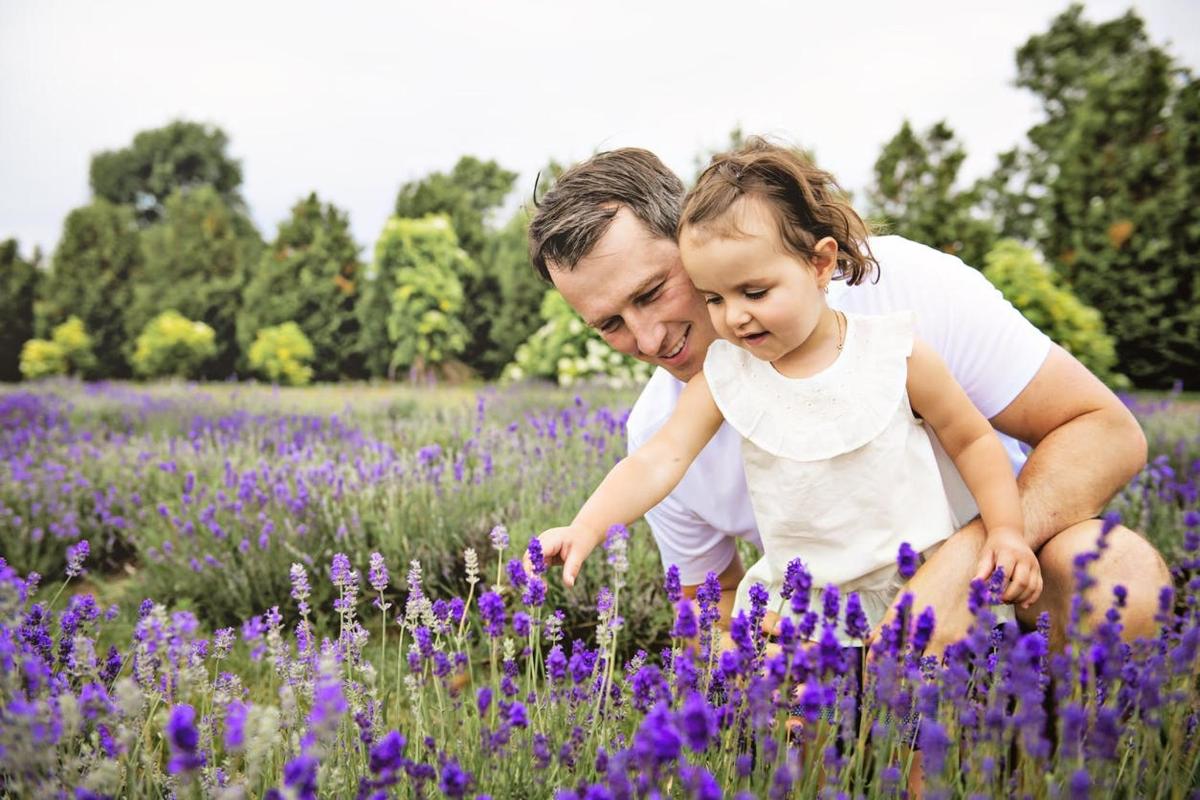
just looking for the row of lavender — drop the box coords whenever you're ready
[1,381,1199,796]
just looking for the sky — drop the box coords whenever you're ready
[1,0,1197,262]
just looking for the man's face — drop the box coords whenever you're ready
[550,207,716,382]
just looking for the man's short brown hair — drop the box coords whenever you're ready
[528,148,685,282]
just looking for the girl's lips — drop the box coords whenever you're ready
[742,332,768,347]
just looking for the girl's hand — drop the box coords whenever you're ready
[974,526,1043,608]
[527,525,605,588]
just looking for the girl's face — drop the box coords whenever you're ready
[679,197,838,371]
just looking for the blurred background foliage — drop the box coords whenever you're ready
[2,5,1196,390]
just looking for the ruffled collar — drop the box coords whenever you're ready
[704,312,915,461]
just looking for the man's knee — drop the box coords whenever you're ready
[1019,519,1171,643]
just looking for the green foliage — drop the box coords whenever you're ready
[248,322,315,386]
[131,310,217,379]
[982,240,1125,387]
[0,240,40,382]
[20,317,97,379]
[359,215,477,379]
[40,200,142,378]
[504,290,652,387]
[89,120,244,226]
[393,156,519,374]
[980,5,1200,387]
[238,193,363,380]
[477,212,548,378]
[867,120,997,268]
[386,252,469,378]
[130,186,263,379]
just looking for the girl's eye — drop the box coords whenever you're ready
[704,296,722,305]
[745,289,767,300]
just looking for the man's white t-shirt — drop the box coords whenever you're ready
[625,235,1053,586]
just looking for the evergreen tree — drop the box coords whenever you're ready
[238,193,363,380]
[40,201,143,378]
[982,5,1200,387]
[480,212,547,378]
[868,120,997,268]
[90,120,245,226]
[0,241,41,382]
[130,186,263,378]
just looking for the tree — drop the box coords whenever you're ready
[0,240,40,382]
[393,156,518,374]
[130,186,263,378]
[478,211,548,378]
[982,5,1200,387]
[358,215,478,379]
[90,120,245,226]
[40,200,143,378]
[238,193,363,380]
[868,121,998,268]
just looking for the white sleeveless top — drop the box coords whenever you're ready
[705,311,964,644]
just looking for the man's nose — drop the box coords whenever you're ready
[630,315,667,357]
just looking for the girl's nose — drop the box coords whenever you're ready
[726,303,751,331]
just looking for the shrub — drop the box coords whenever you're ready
[19,316,97,379]
[504,290,652,387]
[131,310,217,379]
[982,239,1127,388]
[248,322,316,386]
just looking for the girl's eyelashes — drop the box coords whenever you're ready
[704,295,722,306]
[745,289,767,300]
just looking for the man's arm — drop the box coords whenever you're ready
[990,345,1147,550]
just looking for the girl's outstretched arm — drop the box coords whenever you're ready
[906,339,1042,608]
[536,372,725,587]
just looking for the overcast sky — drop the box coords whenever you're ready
[2,0,1197,262]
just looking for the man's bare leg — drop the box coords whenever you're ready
[1016,519,1173,650]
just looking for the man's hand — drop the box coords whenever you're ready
[528,525,605,588]
[975,526,1043,608]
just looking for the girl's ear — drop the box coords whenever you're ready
[811,236,840,286]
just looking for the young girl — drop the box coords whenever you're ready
[537,138,1041,641]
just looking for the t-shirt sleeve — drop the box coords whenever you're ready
[863,237,1053,420]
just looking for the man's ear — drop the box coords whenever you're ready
[811,236,840,285]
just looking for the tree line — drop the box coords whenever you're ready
[2,5,1196,388]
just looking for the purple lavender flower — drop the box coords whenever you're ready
[489,525,509,552]
[522,575,547,607]
[166,704,205,774]
[678,691,718,752]
[478,591,506,638]
[527,537,546,575]
[65,539,90,578]
[896,542,918,580]
[438,758,470,798]
[782,558,812,614]
[672,600,698,639]
[844,592,870,640]
[330,553,353,587]
[663,564,682,603]
[225,701,248,751]
[369,730,407,775]
[368,552,389,594]
[283,753,318,800]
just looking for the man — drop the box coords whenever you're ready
[527,146,1170,651]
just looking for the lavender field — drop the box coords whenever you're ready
[1,380,1197,799]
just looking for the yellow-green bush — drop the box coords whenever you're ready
[19,316,96,379]
[503,290,652,388]
[982,239,1127,388]
[132,310,217,379]
[248,322,315,386]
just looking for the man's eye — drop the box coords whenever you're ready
[638,284,664,304]
[600,320,621,334]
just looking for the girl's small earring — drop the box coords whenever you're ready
[823,284,829,295]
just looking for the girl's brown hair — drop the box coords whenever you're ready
[680,137,878,285]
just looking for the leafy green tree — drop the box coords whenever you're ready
[0,240,40,382]
[981,5,1200,387]
[40,200,143,378]
[130,186,263,378]
[131,310,217,379]
[393,156,518,373]
[982,240,1124,387]
[238,193,363,380]
[90,120,245,226]
[868,120,997,268]
[359,215,478,379]
[386,258,469,380]
[248,322,315,386]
